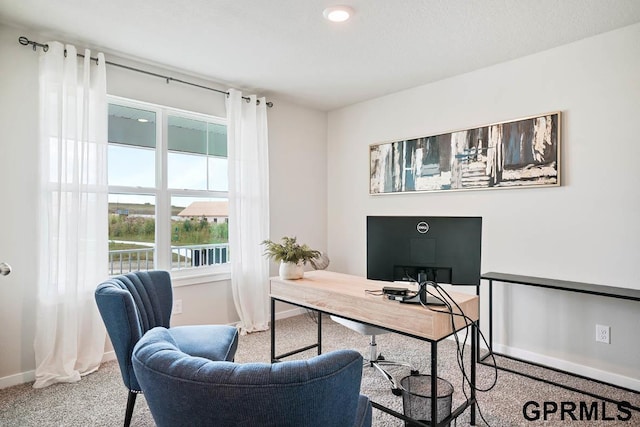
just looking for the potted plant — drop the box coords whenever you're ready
[261,236,321,279]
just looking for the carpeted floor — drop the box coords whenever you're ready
[0,314,638,426]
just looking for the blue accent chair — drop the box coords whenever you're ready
[132,326,373,427]
[95,270,239,427]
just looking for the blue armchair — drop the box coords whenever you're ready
[132,326,373,427]
[95,270,239,427]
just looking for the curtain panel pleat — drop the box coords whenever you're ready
[226,89,270,334]
[33,42,108,388]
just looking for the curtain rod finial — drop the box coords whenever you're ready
[18,36,48,52]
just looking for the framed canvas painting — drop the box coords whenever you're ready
[369,112,561,194]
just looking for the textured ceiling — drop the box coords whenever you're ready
[2,0,640,111]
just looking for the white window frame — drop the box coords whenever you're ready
[107,95,230,284]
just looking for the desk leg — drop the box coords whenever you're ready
[488,279,493,355]
[317,311,322,355]
[431,341,438,426]
[471,321,477,426]
[270,298,276,362]
[476,283,481,361]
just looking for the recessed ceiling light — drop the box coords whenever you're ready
[137,118,149,123]
[323,5,354,23]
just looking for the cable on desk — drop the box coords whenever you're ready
[427,282,497,427]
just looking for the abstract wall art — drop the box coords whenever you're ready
[369,112,561,194]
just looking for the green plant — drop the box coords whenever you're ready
[261,236,320,264]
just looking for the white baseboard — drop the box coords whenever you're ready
[1,312,308,390]
[273,306,307,321]
[493,343,640,391]
[0,370,35,389]
[4,326,635,393]
[101,351,116,363]
[0,351,118,390]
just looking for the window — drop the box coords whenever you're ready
[107,97,229,276]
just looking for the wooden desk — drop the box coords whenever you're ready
[270,270,479,426]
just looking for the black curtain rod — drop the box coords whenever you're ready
[18,36,273,108]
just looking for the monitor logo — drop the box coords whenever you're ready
[416,221,429,234]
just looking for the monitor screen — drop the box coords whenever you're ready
[367,216,482,286]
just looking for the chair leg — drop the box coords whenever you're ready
[369,335,378,363]
[368,334,418,373]
[124,391,137,427]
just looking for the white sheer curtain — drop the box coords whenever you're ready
[226,89,270,334]
[33,42,108,388]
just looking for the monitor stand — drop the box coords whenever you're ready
[398,286,446,306]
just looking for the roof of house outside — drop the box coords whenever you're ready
[178,201,228,218]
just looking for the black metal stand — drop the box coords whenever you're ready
[271,298,322,362]
[480,272,640,413]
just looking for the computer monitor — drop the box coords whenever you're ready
[367,216,482,287]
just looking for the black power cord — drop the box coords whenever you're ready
[413,278,498,427]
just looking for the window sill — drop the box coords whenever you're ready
[171,266,231,288]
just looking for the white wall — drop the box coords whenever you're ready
[327,24,640,388]
[0,24,40,388]
[0,23,327,386]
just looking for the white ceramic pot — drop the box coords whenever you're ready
[279,261,304,280]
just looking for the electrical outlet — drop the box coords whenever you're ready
[595,324,610,344]
[173,299,183,315]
